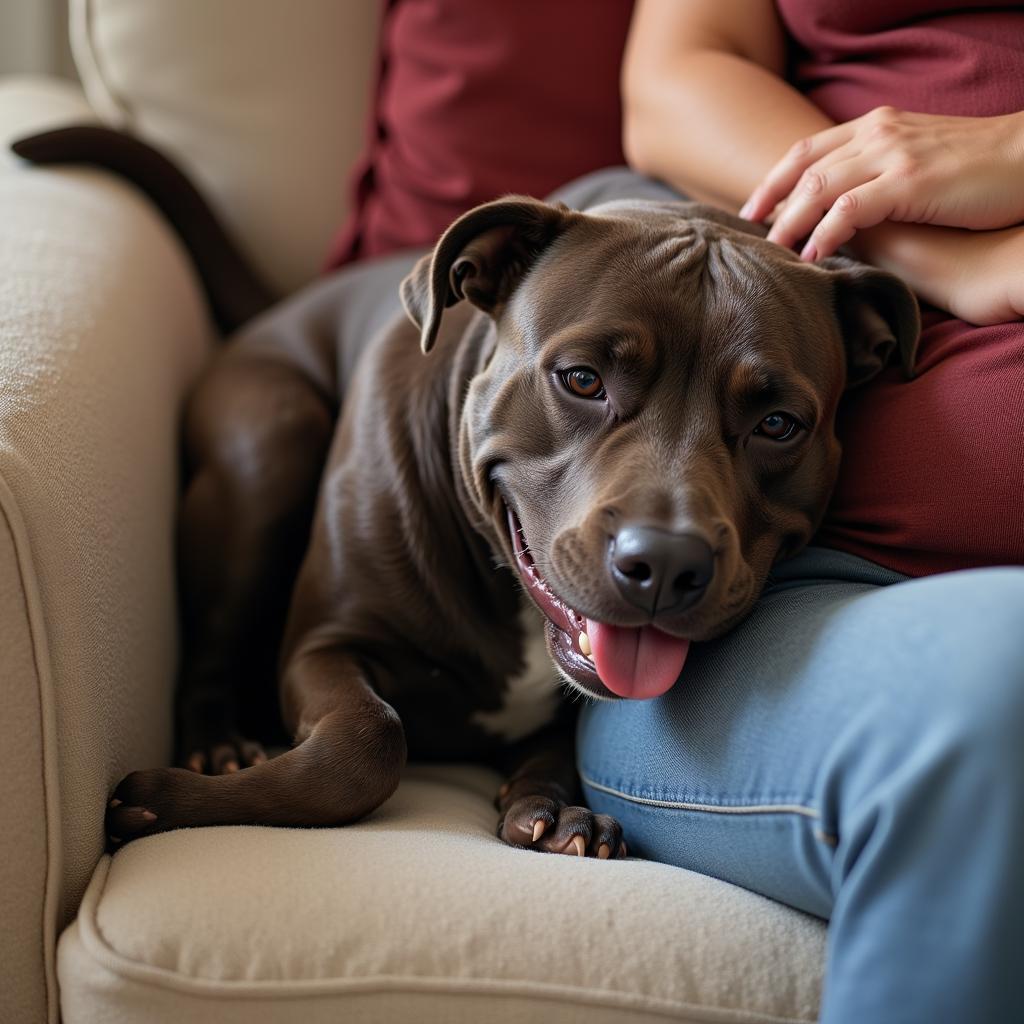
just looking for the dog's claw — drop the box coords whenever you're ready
[182,736,265,775]
[108,798,122,808]
[499,797,624,859]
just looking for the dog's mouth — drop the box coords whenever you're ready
[505,504,690,701]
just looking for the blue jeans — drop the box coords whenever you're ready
[577,546,1024,1023]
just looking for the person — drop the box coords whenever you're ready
[567,2,1024,1022]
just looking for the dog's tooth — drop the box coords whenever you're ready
[578,631,592,658]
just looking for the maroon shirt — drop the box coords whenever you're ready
[326,0,633,267]
[776,0,1024,575]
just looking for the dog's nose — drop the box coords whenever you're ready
[609,526,714,616]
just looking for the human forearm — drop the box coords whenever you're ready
[850,223,959,311]
[853,222,1024,324]
[623,49,832,209]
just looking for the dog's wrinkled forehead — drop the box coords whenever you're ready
[508,199,813,351]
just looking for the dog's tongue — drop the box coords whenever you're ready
[586,620,690,700]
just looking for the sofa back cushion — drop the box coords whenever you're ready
[71,0,379,294]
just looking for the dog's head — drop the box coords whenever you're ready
[401,197,918,700]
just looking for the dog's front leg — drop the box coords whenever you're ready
[106,643,407,844]
[495,725,627,859]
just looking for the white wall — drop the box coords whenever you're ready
[0,0,74,77]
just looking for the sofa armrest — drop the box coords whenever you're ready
[0,76,213,1024]
[0,75,98,170]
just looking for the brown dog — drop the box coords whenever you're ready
[15,129,918,858]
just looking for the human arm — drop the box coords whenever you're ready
[622,0,1024,324]
[861,220,1024,326]
[621,0,832,210]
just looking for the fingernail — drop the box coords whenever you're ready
[532,820,546,842]
[738,199,755,220]
[800,240,818,261]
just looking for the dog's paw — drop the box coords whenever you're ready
[498,795,627,859]
[105,767,195,848]
[181,734,266,775]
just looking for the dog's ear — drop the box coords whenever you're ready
[818,256,921,388]
[400,197,578,353]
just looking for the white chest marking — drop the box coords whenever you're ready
[471,604,561,742]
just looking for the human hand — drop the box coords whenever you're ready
[740,106,1024,260]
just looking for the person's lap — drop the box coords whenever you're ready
[577,544,1024,888]
[577,545,1024,1020]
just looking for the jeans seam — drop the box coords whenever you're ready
[580,772,821,820]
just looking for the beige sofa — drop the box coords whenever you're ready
[0,3,827,1022]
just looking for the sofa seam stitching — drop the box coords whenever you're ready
[0,470,65,1024]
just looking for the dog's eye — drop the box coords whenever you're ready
[754,412,801,441]
[561,367,605,400]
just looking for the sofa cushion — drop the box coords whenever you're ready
[325,0,634,268]
[58,765,825,1024]
[70,0,379,295]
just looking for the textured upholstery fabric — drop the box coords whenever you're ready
[70,0,379,295]
[58,766,826,1024]
[0,77,212,1024]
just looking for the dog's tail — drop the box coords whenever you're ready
[11,125,276,334]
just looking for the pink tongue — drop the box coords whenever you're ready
[586,619,690,700]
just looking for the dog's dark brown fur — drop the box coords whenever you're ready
[14,129,918,858]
